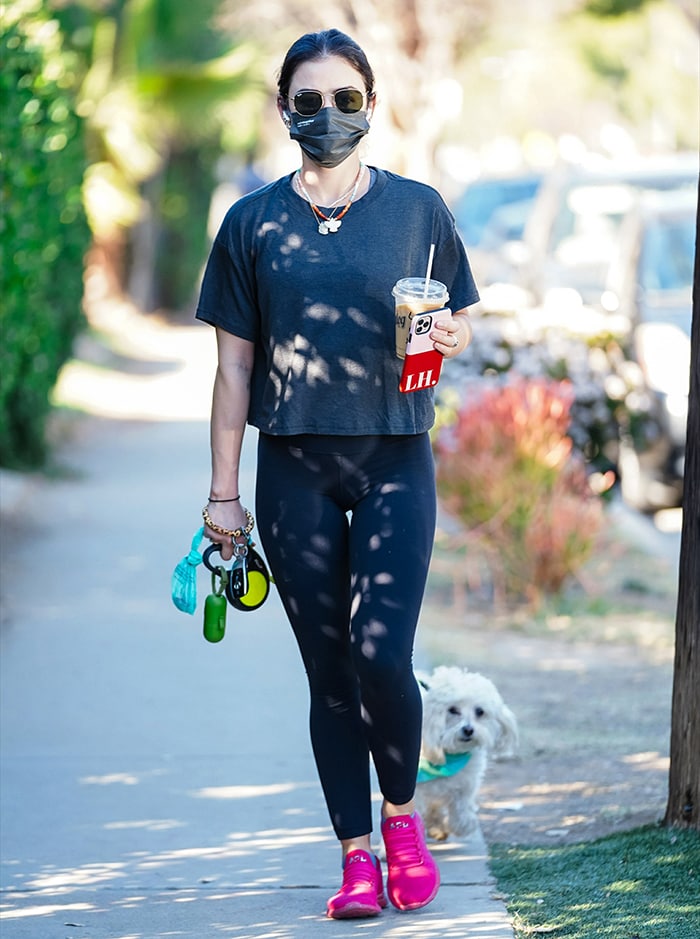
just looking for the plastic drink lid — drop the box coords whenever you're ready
[393,277,448,300]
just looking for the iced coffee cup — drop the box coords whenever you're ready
[393,277,449,359]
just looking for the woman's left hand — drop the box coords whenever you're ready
[432,310,473,358]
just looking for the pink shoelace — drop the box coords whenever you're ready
[343,851,378,886]
[384,817,425,867]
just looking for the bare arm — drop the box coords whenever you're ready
[205,327,255,560]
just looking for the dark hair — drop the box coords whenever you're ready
[277,29,375,102]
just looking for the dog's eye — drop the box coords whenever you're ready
[475,707,485,718]
[448,706,461,716]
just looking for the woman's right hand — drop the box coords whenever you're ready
[204,500,250,561]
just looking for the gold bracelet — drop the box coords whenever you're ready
[202,506,255,538]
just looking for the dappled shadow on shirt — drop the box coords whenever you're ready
[244,208,410,433]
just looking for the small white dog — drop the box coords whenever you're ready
[415,665,518,841]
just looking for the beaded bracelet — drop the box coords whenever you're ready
[208,496,240,503]
[202,505,255,539]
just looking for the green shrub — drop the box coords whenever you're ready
[0,9,90,468]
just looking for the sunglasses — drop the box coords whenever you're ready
[291,87,365,117]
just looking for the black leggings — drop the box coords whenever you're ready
[256,432,436,840]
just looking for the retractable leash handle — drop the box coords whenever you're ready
[203,540,271,613]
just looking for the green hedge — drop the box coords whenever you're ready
[0,12,91,468]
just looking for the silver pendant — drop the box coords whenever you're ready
[318,218,341,235]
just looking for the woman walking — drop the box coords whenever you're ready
[196,28,479,919]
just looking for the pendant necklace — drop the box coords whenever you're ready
[295,163,365,235]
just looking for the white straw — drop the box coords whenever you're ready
[423,244,435,297]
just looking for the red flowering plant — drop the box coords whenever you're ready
[433,376,604,607]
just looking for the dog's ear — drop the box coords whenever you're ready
[493,703,519,758]
[420,697,446,765]
[421,740,446,765]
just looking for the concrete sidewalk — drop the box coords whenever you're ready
[0,322,515,938]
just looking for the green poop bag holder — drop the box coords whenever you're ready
[171,514,272,644]
[203,563,229,643]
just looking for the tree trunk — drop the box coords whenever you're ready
[664,192,700,830]
[127,168,166,313]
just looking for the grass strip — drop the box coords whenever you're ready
[490,823,700,938]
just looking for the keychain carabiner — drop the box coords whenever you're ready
[231,541,249,599]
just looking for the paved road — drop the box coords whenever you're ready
[0,319,515,938]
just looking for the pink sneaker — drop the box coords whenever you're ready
[326,849,388,919]
[381,812,440,911]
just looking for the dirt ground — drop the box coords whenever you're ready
[420,513,679,847]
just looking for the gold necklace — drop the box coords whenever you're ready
[295,163,366,235]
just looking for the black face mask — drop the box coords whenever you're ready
[289,108,370,168]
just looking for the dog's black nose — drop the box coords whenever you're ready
[460,725,474,740]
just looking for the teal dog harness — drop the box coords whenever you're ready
[416,751,472,784]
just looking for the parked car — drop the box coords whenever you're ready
[452,172,543,286]
[516,153,699,309]
[603,187,697,512]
